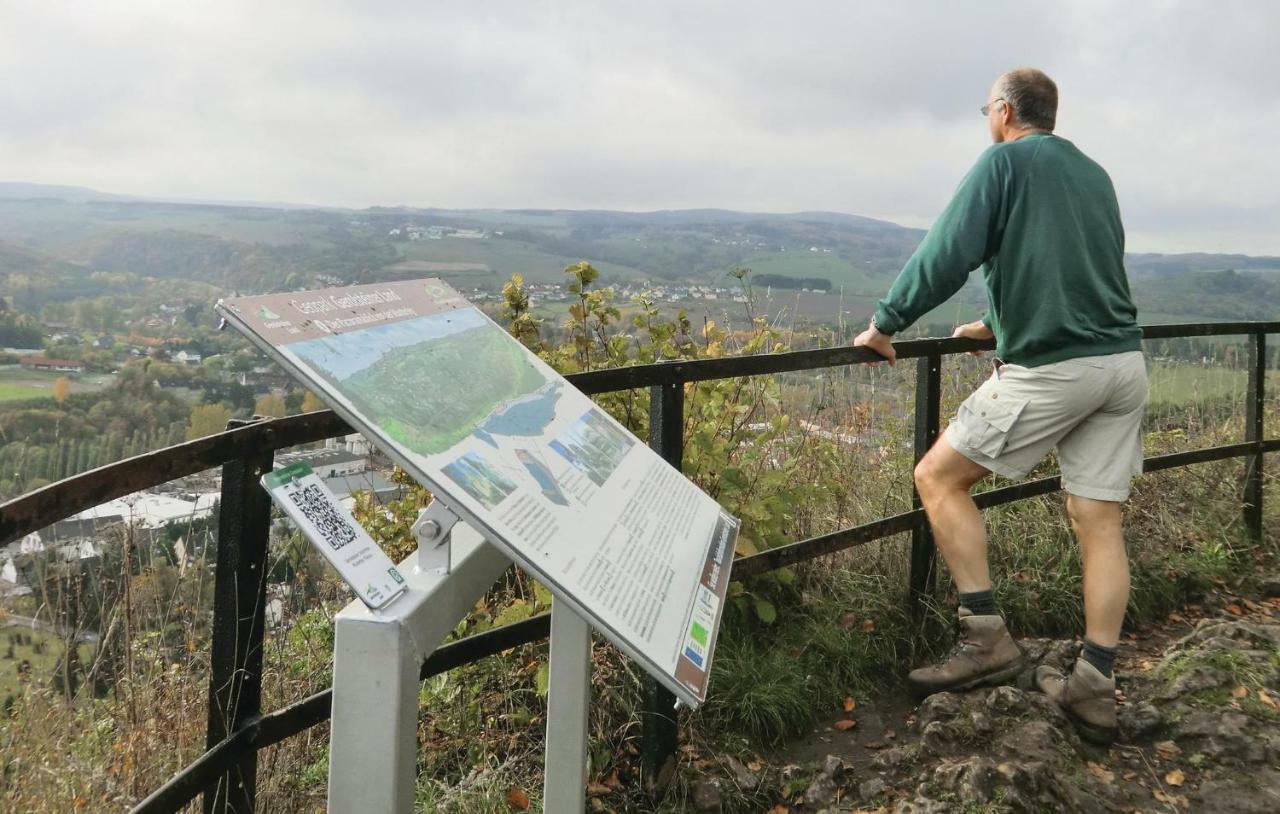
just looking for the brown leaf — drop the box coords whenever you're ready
[1123,771,1138,780]
[1155,740,1181,760]
[506,787,531,811]
[604,771,622,790]
[832,719,857,731]
[843,696,856,712]
[586,781,612,796]
[1165,769,1185,787]
[1258,690,1278,709]
[1226,603,1244,616]
[747,759,763,772]
[1086,762,1115,783]
[860,618,876,633]
[1153,788,1189,806]
[768,807,789,814]
[840,612,857,630]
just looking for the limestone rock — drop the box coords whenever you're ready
[1118,700,1163,740]
[690,777,723,812]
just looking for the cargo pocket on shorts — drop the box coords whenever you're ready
[958,394,1029,459]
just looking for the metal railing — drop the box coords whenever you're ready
[1,322,1275,813]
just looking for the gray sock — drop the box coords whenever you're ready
[958,589,997,616]
[1081,639,1117,678]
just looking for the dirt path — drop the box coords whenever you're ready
[699,572,1280,813]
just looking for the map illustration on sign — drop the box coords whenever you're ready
[216,279,738,706]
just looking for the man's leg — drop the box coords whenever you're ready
[1065,494,1129,649]
[906,435,1024,696]
[913,435,994,594]
[1034,494,1128,743]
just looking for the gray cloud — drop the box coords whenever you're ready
[1,0,1277,253]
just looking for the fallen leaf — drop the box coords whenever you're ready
[843,696,856,712]
[604,771,622,790]
[1259,690,1278,709]
[840,612,857,630]
[1165,769,1185,787]
[1226,603,1243,616]
[1232,685,1249,699]
[768,806,789,814]
[1086,762,1115,783]
[1155,740,1181,760]
[1153,788,1189,806]
[747,759,763,772]
[587,781,612,795]
[1123,771,1138,780]
[861,618,876,633]
[832,719,857,731]
[506,787,531,811]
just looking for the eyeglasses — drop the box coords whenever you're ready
[981,98,1005,117]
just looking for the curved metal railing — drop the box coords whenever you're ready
[1,322,1274,813]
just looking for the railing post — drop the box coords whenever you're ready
[910,354,942,610]
[642,380,683,793]
[204,420,275,814]
[1243,332,1266,542]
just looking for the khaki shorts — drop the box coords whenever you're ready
[944,350,1148,502]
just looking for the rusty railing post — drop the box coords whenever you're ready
[1243,332,1266,542]
[642,380,683,793]
[910,353,942,610]
[204,420,275,814]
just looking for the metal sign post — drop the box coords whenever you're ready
[327,522,510,814]
[543,599,592,814]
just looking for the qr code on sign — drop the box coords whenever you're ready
[288,483,357,550]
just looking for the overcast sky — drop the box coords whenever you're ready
[3,1,1277,254]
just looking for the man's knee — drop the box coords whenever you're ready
[916,441,987,499]
[913,455,934,494]
[1065,493,1122,531]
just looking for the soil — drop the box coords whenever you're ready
[687,569,1280,813]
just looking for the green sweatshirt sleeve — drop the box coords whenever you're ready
[873,148,1006,335]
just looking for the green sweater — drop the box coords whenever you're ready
[873,133,1142,367]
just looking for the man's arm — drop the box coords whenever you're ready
[872,150,1006,335]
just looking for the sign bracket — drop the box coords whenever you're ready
[412,499,458,576]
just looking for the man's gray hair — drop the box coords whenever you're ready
[997,68,1058,131]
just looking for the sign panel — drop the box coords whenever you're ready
[217,279,737,706]
[263,462,408,610]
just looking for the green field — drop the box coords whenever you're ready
[0,369,116,402]
[1147,360,1280,406]
[395,236,650,286]
[0,624,94,699]
[0,382,48,402]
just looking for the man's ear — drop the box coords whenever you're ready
[1001,101,1015,128]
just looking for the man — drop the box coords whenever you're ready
[852,68,1147,744]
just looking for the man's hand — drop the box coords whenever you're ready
[952,320,994,356]
[852,321,896,366]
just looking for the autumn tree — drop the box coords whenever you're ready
[254,393,287,417]
[185,404,233,440]
[51,377,71,404]
[301,390,325,413]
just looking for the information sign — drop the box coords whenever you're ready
[217,279,738,706]
[263,462,408,609]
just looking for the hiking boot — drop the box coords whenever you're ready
[907,608,1024,698]
[1034,658,1117,744]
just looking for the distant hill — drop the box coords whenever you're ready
[0,182,134,203]
[0,183,1277,323]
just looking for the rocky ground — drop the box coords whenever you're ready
[686,577,1280,813]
